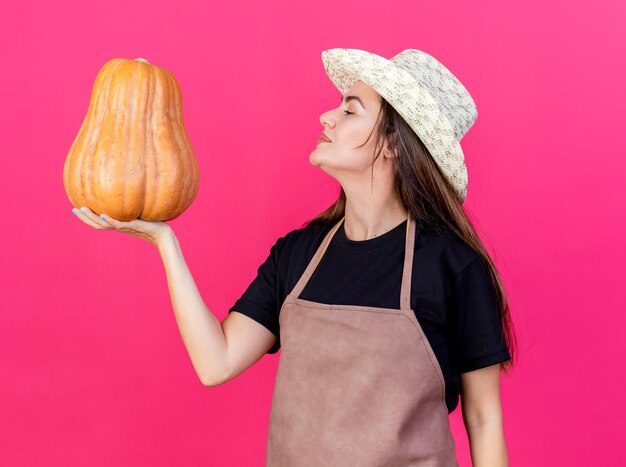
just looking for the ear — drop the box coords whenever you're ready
[384,129,399,158]
[383,147,395,158]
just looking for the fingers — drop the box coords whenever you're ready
[99,213,134,231]
[72,206,169,246]
[72,206,144,234]
[72,206,110,230]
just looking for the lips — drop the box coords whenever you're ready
[317,132,331,143]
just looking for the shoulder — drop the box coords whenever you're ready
[416,226,482,276]
[272,219,336,264]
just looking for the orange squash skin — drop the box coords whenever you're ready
[63,58,200,221]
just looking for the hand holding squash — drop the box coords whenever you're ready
[73,206,172,247]
[64,57,200,222]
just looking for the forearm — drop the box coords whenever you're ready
[156,228,228,386]
[466,420,509,467]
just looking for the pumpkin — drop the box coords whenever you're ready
[63,57,199,222]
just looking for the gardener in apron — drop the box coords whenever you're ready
[230,48,514,466]
[76,47,514,466]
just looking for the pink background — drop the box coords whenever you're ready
[1,0,624,465]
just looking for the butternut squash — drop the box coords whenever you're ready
[63,57,199,221]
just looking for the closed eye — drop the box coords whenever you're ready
[343,110,354,115]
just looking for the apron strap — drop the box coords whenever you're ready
[400,211,416,311]
[291,211,415,311]
[290,216,345,299]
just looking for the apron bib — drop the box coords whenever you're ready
[266,214,458,466]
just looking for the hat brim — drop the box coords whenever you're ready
[321,48,468,203]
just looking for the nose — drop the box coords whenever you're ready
[319,109,336,128]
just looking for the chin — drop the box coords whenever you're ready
[309,150,322,167]
[310,147,344,173]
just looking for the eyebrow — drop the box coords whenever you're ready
[341,94,366,109]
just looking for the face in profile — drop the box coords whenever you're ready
[311,80,392,181]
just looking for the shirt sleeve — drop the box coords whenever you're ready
[450,257,511,373]
[227,235,285,355]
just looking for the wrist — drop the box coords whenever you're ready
[154,225,176,250]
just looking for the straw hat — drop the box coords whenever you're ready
[321,48,478,203]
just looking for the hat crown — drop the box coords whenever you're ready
[391,50,478,141]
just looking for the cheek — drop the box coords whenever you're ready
[338,122,376,147]
[329,145,376,172]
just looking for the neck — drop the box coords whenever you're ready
[342,195,408,241]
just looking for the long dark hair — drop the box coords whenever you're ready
[304,96,517,373]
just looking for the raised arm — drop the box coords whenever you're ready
[73,206,275,387]
[157,231,276,386]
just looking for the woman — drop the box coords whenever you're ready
[73,48,516,466]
